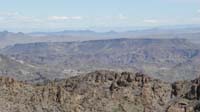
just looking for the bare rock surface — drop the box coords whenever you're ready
[0,70,200,112]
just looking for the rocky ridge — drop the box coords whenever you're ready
[0,70,200,112]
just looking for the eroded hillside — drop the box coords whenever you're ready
[1,38,200,82]
[0,70,200,112]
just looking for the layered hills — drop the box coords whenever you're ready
[1,38,200,82]
[0,54,79,83]
[1,27,200,48]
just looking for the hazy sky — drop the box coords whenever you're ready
[0,0,200,32]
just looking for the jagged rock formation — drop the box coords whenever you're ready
[166,77,200,112]
[0,70,200,112]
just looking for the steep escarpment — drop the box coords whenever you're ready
[0,71,200,112]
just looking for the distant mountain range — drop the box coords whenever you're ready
[0,26,200,48]
[1,27,200,82]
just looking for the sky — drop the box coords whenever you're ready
[0,0,200,32]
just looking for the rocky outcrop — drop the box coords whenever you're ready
[167,100,194,112]
[0,70,200,112]
[186,77,200,100]
[166,77,200,112]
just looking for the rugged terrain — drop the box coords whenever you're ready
[0,54,81,84]
[1,38,200,82]
[0,70,200,112]
[1,30,200,112]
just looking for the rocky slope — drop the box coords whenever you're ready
[0,54,79,84]
[0,70,200,112]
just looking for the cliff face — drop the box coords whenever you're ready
[0,71,200,112]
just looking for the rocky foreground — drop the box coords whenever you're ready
[0,70,200,112]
